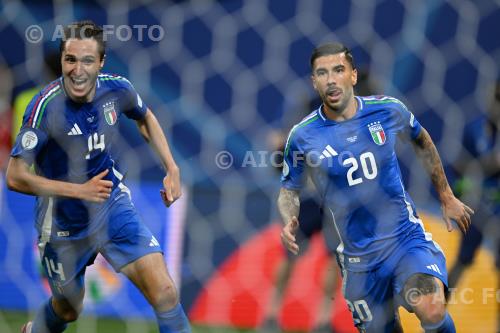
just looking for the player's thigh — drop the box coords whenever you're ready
[99,193,163,272]
[120,252,177,304]
[99,195,174,304]
[342,269,398,333]
[38,238,95,309]
[393,244,448,313]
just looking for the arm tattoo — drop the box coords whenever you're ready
[277,187,300,224]
[412,128,453,200]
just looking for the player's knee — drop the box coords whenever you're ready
[149,283,179,311]
[417,301,446,325]
[404,273,446,324]
[53,301,83,323]
[58,308,80,323]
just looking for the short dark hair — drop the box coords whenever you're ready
[59,20,105,60]
[310,42,355,71]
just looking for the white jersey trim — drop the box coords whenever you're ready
[283,110,319,156]
[38,197,54,257]
[328,208,348,296]
[31,86,60,128]
[399,179,443,253]
[112,166,131,198]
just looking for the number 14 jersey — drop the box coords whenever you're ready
[11,74,148,239]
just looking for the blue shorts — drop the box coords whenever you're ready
[37,192,162,301]
[341,239,448,333]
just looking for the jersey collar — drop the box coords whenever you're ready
[60,77,100,103]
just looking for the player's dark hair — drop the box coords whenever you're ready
[310,42,355,71]
[59,20,105,60]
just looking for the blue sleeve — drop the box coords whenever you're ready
[280,129,305,190]
[393,99,422,141]
[121,80,148,120]
[11,92,49,165]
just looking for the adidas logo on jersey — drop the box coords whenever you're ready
[149,236,160,247]
[319,145,338,160]
[426,264,442,275]
[67,123,83,136]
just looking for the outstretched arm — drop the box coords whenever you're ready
[136,108,181,207]
[411,127,474,233]
[6,157,112,202]
[277,187,301,254]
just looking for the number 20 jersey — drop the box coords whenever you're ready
[281,95,441,272]
[11,74,148,238]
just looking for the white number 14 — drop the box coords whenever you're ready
[85,133,105,160]
[44,257,66,281]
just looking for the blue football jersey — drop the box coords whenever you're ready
[11,73,148,238]
[281,95,439,272]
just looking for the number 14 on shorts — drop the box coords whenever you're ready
[44,257,66,281]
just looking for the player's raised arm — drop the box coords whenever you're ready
[411,127,474,233]
[277,187,301,255]
[135,108,181,207]
[6,157,112,202]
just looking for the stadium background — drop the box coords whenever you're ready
[0,0,498,332]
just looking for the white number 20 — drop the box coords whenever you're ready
[343,152,378,186]
[346,299,373,323]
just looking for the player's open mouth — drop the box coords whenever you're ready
[327,89,342,101]
[68,77,89,93]
[70,77,88,87]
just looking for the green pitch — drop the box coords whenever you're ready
[0,310,267,333]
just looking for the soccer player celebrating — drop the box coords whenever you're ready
[7,21,190,333]
[279,42,473,333]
